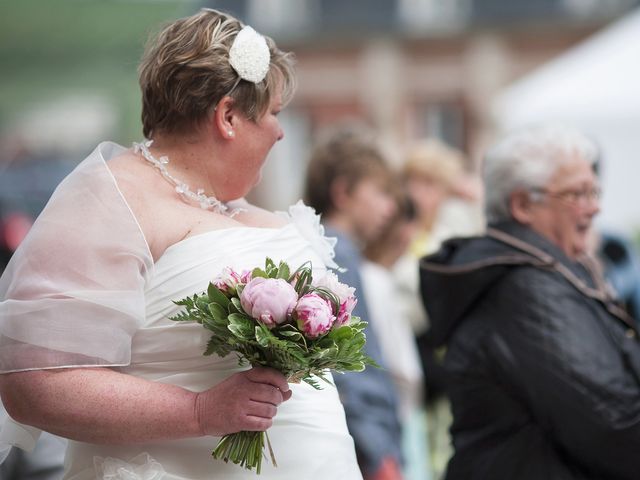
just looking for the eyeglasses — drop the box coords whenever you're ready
[531,186,602,206]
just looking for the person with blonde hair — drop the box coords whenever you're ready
[403,139,483,258]
[0,9,361,479]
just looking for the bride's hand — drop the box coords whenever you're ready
[195,367,292,436]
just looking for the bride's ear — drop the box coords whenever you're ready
[213,96,237,140]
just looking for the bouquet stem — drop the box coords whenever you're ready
[212,430,277,474]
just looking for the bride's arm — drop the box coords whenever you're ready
[0,366,291,444]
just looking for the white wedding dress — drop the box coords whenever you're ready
[0,143,362,480]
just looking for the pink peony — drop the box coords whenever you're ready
[213,267,251,296]
[240,277,298,328]
[336,296,358,326]
[295,293,336,339]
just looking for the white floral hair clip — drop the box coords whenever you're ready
[229,26,270,84]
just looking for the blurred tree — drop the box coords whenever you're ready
[0,0,192,147]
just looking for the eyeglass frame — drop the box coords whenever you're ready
[529,185,602,206]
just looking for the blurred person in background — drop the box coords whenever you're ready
[362,188,431,480]
[393,138,483,478]
[588,157,640,324]
[594,230,640,322]
[0,9,364,479]
[404,139,483,261]
[0,210,33,275]
[419,124,640,479]
[304,125,404,480]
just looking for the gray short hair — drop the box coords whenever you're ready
[483,124,599,224]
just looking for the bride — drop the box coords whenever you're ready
[0,8,362,479]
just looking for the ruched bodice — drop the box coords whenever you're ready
[64,224,362,479]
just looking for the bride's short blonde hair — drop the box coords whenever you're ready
[138,8,296,138]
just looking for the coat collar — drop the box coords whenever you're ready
[488,221,637,332]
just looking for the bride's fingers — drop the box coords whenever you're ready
[243,415,274,432]
[251,383,286,405]
[246,400,277,419]
[246,367,290,395]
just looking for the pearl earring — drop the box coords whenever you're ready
[228,130,234,137]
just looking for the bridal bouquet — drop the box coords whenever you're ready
[170,258,374,474]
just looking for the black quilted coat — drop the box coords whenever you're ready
[419,221,640,480]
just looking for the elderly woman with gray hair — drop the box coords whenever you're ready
[419,125,640,479]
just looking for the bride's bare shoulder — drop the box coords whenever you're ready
[105,150,149,189]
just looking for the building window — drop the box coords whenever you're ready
[398,0,472,31]
[414,101,467,151]
[247,0,317,35]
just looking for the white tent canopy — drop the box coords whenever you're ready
[493,8,640,234]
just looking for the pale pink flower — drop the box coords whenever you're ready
[213,267,251,296]
[313,271,355,303]
[295,293,336,339]
[313,271,357,325]
[240,277,298,328]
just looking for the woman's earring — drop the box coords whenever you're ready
[228,130,234,138]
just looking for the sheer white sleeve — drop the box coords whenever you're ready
[0,142,153,372]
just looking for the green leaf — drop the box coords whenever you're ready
[255,325,275,347]
[228,312,252,323]
[264,258,279,278]
[195,296,209,311]
[228,315,254,339]
[348,318,367,332]
[202,315,219,333]
[303,376,322,390]
[278,329,304,341]
[207,283,230,308]
[230,297,244,314]
[204,335,224,356]
[327,325,355,342]
[276,261,290,280]
[251,268,268,279]
[208,303,228,323]
[169,311,194,322]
